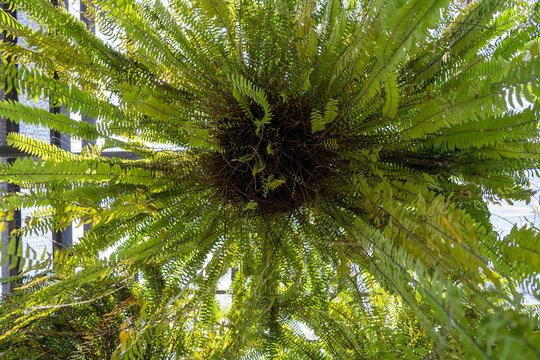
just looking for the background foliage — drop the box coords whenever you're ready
[0,0,540,358]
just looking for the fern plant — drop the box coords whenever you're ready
[0,0,540,358]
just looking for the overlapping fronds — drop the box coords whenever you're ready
[1,0,539,358]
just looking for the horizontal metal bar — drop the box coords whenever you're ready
[0,145,143,160]
[0,145,24,157]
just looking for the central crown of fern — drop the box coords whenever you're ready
[206,79,336,213]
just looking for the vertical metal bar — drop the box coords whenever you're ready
[0,181,9,296]
[81,0,96,236]
[50,0,72,255]
[81,0,96,152]
[50,100,73,254]
[80,0,96,34]
[1,2,21,294]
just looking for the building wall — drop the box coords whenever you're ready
[0,3,82,295]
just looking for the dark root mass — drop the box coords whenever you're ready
[204,100,334,215]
